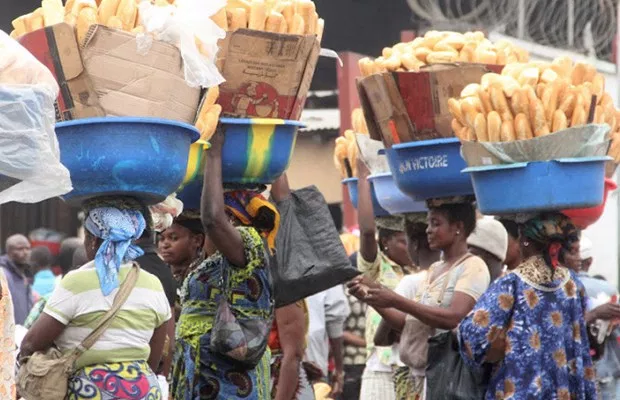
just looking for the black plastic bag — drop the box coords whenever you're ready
[272,186,359,308]
[425,331,491,400]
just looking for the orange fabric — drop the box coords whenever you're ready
[268,300,308,353]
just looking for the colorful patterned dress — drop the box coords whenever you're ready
[458,256,597,400]
[0,269,16,400]
[172,227,273,400]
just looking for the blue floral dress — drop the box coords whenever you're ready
[458,256,597,400]
[172,227,272,400]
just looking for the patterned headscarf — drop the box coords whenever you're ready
[224,190,280,252]
[84,207,146,296]
[521,212,579,269]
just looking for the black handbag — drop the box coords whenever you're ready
[271,186,360,307]
[425,331,491,400]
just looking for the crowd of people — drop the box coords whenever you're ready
[0,134,619,400]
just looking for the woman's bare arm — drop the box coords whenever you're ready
[148,323,168,372]
[201,126,246,268]
[19,314,65,360]
[274,303,306,400]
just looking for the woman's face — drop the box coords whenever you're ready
[383,232,412,267]
[426,209,461,251]
[84,231,99,262]
[563,240,581,272]
[158,224,202,266]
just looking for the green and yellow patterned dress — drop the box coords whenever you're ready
[171,227,273,399]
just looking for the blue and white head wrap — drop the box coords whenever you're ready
[84,207,146,296]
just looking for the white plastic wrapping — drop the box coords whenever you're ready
[0,30,72,205]
[149,193,184,232]
[138,0,226,89]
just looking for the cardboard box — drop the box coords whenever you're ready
[215,29,320,120]
[460,124,611,167]
[19,23,103,121]
[392,63,502,141]
[20,23,201,123]
[357,73,416,148]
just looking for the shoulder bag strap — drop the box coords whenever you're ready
[74,263,140,355]
[436,253,473,305]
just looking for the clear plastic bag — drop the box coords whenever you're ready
[0,30,72,205]
[137,0,226,89]
[149,193,184,232]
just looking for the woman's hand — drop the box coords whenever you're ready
[590,302,620,321]
[485,329,507,363]
[346,275,379,300]
[363,286,397,309]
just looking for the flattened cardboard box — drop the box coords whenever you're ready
[19,23,103,121]
[392,63,502,140]
[357,73,415,148]
[216,29,320,120]
[20,23,201,123]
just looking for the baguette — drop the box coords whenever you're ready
[448,98,467,126]
[571,104,587,127]
[510,88,528,115]
[529,95,549,137]
[289,14,304,35]
[551,109,568,132]
[227,8,248,31]
[97,0,120,26]
[558,92,576,118]
[451,118,464,137]
[297,0,316,34]
[211,7,228,30]
[42,0,64,26]
[265,11,284,32]
[500,120,516,141]
[249,0,266,30]
[116,0,137,30]
[478,89,493,115]
[316,18,324,42]
[76,6,97,44]
[487,111,502,142]
[460,83,480,98]
[105,15,122,29]
[514,113,533,140]
[461,97,482,126]
[426,51,458,64]
[473,113,488,142]
[490,84,513,121]
[542,82,561,123]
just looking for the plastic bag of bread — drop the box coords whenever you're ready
[138,0,225,88]
[0,30,72,204]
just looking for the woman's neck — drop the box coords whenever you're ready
[171,261,192,279]
[442,241,469,264]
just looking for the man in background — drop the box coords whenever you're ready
[305,285,351,398]
[343,252,367,400]
[0,234,33,325]
[576,236,620,400]
[30,246,55,300]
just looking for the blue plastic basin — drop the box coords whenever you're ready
[220,118,304,184]
[56,117,199,206]
[342,177,389,217]
[176,177,203,211]
[384,138,473,200]
[368,172,427,214]
[464,157,610,214]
